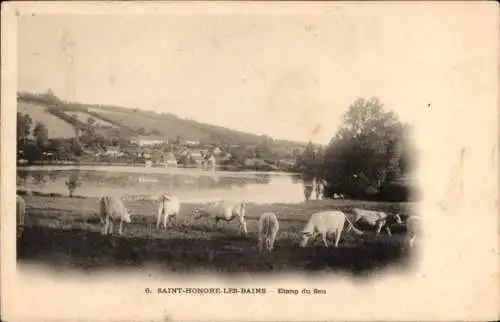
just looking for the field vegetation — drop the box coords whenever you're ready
[18,195,416,275]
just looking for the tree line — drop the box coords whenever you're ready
[298,97,415,202]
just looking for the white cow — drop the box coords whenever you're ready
[298,210,364,248]
[348,208,403,236]
[156,194,181,230]
[258,212,280,252]
[405,215,421,249]
[98,195,132,235]
[193,200,248,236]
[17,195,26,238]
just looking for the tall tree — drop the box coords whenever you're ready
[17,112,33,148]
[33,122,49,150]
[323,97,405,198]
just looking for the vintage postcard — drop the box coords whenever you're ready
[1,1,498,321]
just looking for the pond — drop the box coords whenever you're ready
[17,166,310,204]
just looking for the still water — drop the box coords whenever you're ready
[17,166,307,204]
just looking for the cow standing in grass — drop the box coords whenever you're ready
[193,200,248,236]
[348,208,403,236]
[16,195,26,238]
[156,194,181,230]
[258,212,279,252]
[298,210,364,248]
[99,195,132,235]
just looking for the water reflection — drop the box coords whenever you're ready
[17,169,303,204]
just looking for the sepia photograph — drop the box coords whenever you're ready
[2,1,498,321]
[14,10,419,277]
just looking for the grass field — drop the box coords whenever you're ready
[17,195,417,276]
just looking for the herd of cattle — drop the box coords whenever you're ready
[16,193,421,253]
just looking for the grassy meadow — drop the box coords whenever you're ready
[17,194,417,276]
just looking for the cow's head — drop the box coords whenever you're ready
[297,231,313,248]
[160,193,172,202]
[123,209,132,223]
[192,207,204,219]
[386,213,403,226]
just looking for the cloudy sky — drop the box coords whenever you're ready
[17,3,493,144]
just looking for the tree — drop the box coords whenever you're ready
[70,138,83,156]
[33,122,49,150]
[137,126,146,135]
[65,173,82,197]
[50,139,71,160]
[17,112,33,148]
[150,128,161,135]
[322,97,406,199]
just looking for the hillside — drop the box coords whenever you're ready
[18,101,77,139]
[17,91,309,151]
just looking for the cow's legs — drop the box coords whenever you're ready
[384,226,392,236]
[108,220,114,235]
[258,237,264,252]
[375,222,384,235]
[156,206,163,230]
[270,230,278,251]
[163,211,169,229]
[102,216,109,235]
[322,233,329,247]
[334,228,342,247]
[166,215,175,228]
[118,220,123,235]
[240,219,248,237]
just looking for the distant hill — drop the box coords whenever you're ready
[17,91,310,153]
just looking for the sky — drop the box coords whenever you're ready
[16,3,494,145]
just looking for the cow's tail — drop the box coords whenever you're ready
[343,213,364,235]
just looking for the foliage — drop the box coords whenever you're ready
[65,173,82,197]
[322,97,413,200]
[17,112,33,148]
[33,122,50,150]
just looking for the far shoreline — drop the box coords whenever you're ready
[16,164,300,178]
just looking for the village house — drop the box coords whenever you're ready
[103,146,124,157]
[184,140,200,147]
[178,148,204,166]
[129,136,169,147]
[137,148,152,160]
[153,151,178,167]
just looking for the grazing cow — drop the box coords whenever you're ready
[258,212,280,252]
[16,195,26,238]
[98,195,132,235]
[405,215,421,249]
[156,194,181,230]
[348,208,403,236]
[193,200,248,236]
[298,210,364,248]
